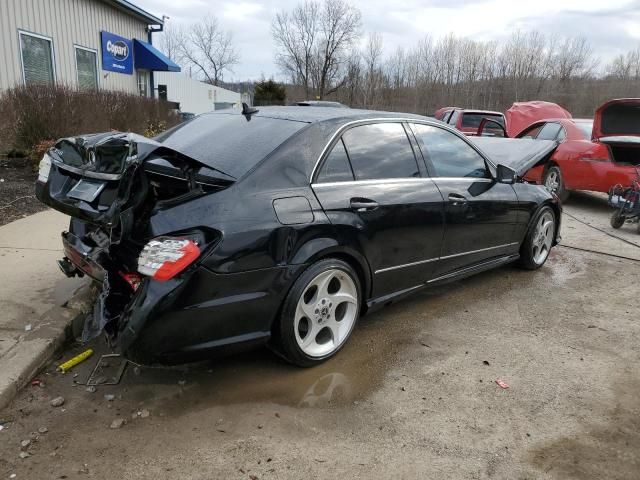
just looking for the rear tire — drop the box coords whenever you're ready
[543,166,569,202]
[277,258,361,367]
[610,211,625,229]
[518,206,556,270]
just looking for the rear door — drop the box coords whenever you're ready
[410,123,520,276]
[312,122,445,298]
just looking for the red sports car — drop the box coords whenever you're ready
[508,99,640,199]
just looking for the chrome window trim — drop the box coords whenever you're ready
[309,117,488,183]
[311,176,493,189]
[312,177,435,188]
[374,242,519,275]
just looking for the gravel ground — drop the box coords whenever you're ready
[0,160,47,226]
[0,245,638,479]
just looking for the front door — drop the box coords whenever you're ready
[312,122,445,298]
[410,123,520,276]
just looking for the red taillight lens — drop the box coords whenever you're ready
[119,271,143,291]
[137,238,200,282]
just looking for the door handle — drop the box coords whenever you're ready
[350,198,379,212]
[448,193,468,206]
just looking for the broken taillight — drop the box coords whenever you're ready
[137,238,200,281]
[119,271,143,291]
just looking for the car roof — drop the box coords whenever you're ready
[459,109,503,115]
[202,106,430,125]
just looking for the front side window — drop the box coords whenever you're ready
[341,123,419,180]
[75,47,98,90]
[536,122,563,140]
[519,124,544,139]
[20,32,54,85]
[316,139,354,183]
[412,124,488,178]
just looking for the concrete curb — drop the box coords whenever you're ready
[0,286,94,411]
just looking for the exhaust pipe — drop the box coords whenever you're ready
[57,257,84,278]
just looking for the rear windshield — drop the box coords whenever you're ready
[461,113,505,128]
[575,121,593,139]
[155,113,306,179]
[601,103,640,135]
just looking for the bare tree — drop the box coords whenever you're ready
[272,1,319,97]
[178,16,239,86]
[272,0,362,99]
[157,23,184,63]
[362,32,383,107]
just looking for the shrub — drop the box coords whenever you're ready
[29,139,56,169]
[0,84,179,165]
[253,79,286,106]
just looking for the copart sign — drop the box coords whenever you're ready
[100,31,133,75]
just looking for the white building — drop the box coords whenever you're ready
[0,0,179,96]
[154,72,241,115]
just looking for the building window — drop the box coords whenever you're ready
[137,71,148,96]
[75,46,98,90]
[19,31,55,85]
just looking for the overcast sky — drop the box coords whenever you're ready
[135,0,640,81]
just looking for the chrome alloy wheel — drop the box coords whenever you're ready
[294,268,358,358]
[544,170,560,193]
[532,210,555,265]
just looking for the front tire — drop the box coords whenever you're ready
[543,165,569,202]
[277,258,361,367]
[518,206,556,270]
[610,211,625,229]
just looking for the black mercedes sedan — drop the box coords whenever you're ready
[35,106,561,367]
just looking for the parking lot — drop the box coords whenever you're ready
[0,192,637,479]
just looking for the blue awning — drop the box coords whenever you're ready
[133,39,180,72]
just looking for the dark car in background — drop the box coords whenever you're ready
[35,107,560,367]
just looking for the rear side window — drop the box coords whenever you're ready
[411,124,488,178]
[316,139,354,183]
[155,114,305,179]
[448,110,460,125]
[341,123,419,180]
[536,122,563,140]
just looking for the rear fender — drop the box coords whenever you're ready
[290,239,372,299]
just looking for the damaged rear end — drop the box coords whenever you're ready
[35,132,234,359]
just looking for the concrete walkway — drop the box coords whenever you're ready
[0,210,86,408]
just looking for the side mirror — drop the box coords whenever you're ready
[496,164,517,184]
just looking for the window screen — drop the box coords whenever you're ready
[75,48,97,90]
[316,139,354,183]
[20,33,54,85]
[341,123,419,180]
[412,124,488,178]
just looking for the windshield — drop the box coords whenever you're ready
[155,113,306,179]
[575,121,593,139]
[462,113,505,128]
